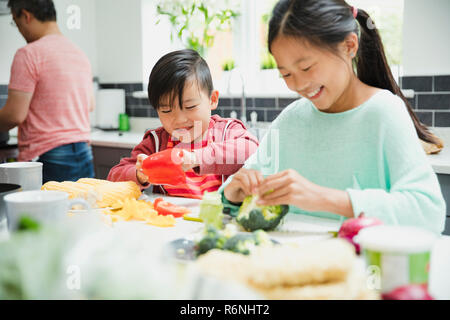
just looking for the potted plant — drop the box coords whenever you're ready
[218,58,235,92]
[260,51,282,92]
[156,0,240,58]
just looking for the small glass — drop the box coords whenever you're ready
[118,113,130,132]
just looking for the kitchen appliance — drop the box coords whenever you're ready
[95,89,126,130]
[0,162,43,191]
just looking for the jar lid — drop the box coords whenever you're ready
[354,225,437,253]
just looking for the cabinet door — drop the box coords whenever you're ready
[92,146,133,180]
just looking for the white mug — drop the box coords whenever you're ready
[0,162,43,191]
[4,190,90,231]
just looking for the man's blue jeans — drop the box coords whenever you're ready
[38,142,95,183]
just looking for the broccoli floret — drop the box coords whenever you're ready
[195,225,227,256]
[223,234,257,255]
[236,195,289,232]
[253,229,272,246]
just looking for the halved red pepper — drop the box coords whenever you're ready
[153,198,191,218]
[142,149,186,185]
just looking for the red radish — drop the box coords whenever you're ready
[338,212,383,254]
[382,284,434,300]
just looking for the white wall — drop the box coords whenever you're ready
[95,0,143,83]
[141,0,182,86]
[0,13,25,84]
[402,0,450,76]
[0,0,98,84]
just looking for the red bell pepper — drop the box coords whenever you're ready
[153,198,191,218]
[142,149,186,185]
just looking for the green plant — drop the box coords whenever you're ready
[221,58,235,71]
[156,0,240,57]
[261,52,277,70]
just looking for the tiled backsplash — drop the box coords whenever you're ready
[1,76,449,125]
[108,76,450,125]
[400,75,450,127]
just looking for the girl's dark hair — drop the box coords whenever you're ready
[148,49,214,110]
[268,0,438,145]
[8,0,57,22]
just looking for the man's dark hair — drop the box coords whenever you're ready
[8,0,57,22]
[148,49,214,110]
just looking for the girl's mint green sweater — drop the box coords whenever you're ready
[220,89,446,234]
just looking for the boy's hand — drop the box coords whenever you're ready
[180,150,198,172]
[136,153,149,184]
[224,168,264,204]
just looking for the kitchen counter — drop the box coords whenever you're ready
[88,126,450,175]
[0,193,449,299]
[93,194,450,300]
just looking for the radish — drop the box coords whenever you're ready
[382,284,434,300]
[338,212,383,254]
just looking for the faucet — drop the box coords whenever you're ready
[226,68,247,125]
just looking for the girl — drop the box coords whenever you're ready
[222,0,446,234]
[108,49,258,199]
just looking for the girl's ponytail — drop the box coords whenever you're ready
[355,8,439,145]
[268,0,440,145]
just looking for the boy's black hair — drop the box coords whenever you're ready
[8,0,57,22]
[148,49,214,110]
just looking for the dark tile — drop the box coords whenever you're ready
[415,111,433,126]
[0,85,8,95]
[401,76,432,92]
[245,98,254,108]
[140,99,151,107]
[126,95,142,107]
[278,98,298,108]
[211,109,223,117]
[100,83,117,89]
[406,97,416,109]
[125,106,133,116]
[218,98,231,107]
[266,109,282,122]
[435,76,450,92]
[417,94,450,110]
[0,97,7,109]
[149,108,158,117]
[254,98,277,108]
[131,83,144,92]
[222,109,241,119]
[132,107,150,117]
[246,109,265,122]
[434,112,450,127]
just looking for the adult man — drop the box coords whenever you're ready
[0,0,95,182]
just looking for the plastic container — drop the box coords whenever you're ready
[355,225,437,293]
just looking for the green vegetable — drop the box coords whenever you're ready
[195,225,227,256]
[223,233,257,255]
[195,225,274,257]
[17,216,40,232]
[199,191,224,229]
[236,195,289,232]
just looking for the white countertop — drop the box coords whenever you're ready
[0,194,449,299]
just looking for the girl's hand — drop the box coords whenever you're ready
[224,168,264,204]
[256,169,321,210]
[256,169,354,217]
[136,153,149,184]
